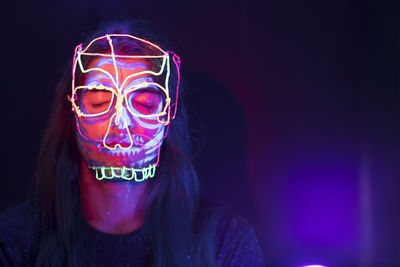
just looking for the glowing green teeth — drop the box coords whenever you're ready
[90,164,157,182]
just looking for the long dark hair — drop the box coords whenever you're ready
[32,20,219,267]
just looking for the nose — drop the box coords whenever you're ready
[103,105,135,150]
[115,106,134,130]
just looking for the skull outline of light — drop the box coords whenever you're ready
[68,33,181,153]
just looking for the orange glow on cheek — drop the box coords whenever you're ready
[78,117,110,139]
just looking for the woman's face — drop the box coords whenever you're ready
[74,57,167,170]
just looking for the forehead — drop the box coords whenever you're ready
[84,57,151,83]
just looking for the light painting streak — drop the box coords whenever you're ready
[68,34,181,181]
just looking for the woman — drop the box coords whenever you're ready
[0,21,264,266]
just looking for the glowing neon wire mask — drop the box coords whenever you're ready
[68,34,181,182]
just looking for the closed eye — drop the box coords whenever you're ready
[130,91,163,115]
[92,101,110,107]
[80,89,113,114]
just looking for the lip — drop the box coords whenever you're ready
[105,142,135,149]
[84,142,138,150]
[96,146,145,159]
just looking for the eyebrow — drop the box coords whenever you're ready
[133,87,163,95]
[85,67,153,88]
[93,58,149,70]
[86,73,115,87]
[124,76,155,88]
[86,59,150,82]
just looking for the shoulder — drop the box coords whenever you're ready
[0,202,39,266]
[215,209,265,266]
[197,198,265,266]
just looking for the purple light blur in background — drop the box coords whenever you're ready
[286,159,359,247]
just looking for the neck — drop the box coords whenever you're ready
[79,160,148,234]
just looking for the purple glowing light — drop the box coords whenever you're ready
[285,161,359,247]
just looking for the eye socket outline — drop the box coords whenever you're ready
[70,85,116,117]
[123,81,171,121]
[80,88,114,114]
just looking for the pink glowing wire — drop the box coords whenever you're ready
[170,52,181,120]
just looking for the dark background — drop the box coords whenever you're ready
[1,0,398,266]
